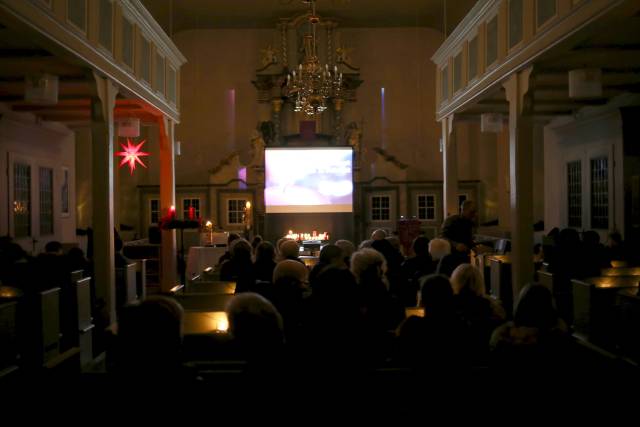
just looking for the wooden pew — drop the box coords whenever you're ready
[136,259,147,301]
[75,277,95,370]
[489,255,513,317]
[617,288,640,363]
[41,287,61,364]
[172,293,234,312]
[572,276,640,348]
[600,267,640,277]
[116,263,138,308]
[536,271,573,324]
[0,300,19,373]
[472,253,492,295]
[59,270,84,351]
[186,280,236,295]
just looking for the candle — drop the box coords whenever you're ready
[189,206,195,220]
[169,205,176,219]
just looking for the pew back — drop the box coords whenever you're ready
[116,263,138,307]
[76,277,94,369]
[572,276,640,347]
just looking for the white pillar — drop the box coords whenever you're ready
[503,68,534,298]
[91,73,118,324]
[497,126,511,229]
[159,116,177,291]
[442,115,459,218]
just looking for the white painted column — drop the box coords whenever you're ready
[91,73,118,324]
[503,68,534,298]
[497,126,511,229]
[159,116,177,291]
[442,115,459,218]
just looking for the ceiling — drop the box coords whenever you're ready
[141,0,478,34]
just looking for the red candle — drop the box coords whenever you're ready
[169,205,176,219]
[188,206,195,220]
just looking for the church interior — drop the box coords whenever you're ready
[1,0,640,397]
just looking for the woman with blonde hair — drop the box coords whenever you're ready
[450,264,506,365]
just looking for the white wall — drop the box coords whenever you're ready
[0,106,76,254]
[544,110,624,240]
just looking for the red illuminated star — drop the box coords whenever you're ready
[116,139,150,174]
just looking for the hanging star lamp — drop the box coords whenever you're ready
[116,139,150,174]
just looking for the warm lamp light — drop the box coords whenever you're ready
[245,201,251,209]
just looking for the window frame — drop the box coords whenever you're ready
[567,160,583,229]
[39,166,54,236]
[590,156,609,230]
[182,197,201,220]
[416,193,437,221]
[370,195,391,222]
[149,198,160,225]
[227,198,247,225]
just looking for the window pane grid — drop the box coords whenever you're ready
[228,199,246,225]
[14,163,31,238]
[150,199,159,224]
[567,160,582,228]
[39,167,54,235]
[591,157,608,229]
[372,196,390,221]
[183,198,201,219]
[417,194,436,220]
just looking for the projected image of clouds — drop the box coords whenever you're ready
[265,148,353,213]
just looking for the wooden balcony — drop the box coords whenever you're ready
[0,0,186,122]
[431,0,640,121]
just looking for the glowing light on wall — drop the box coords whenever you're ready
[116,139,150,174]
[381,87,387,149]
[227,89,236,151]
[238,166,247,189]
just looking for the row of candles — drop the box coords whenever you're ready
[165,205,198,221]
[285,230,330,242]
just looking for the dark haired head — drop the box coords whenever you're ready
[45,241,63,254]
[419,274,454,315]
[412,236,430,256]
[514,283,558,330]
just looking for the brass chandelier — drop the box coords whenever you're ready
[286,0,342,116]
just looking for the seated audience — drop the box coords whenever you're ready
[279,239,303,263]
[396,274,469,368]
[67,247,91,276]
[217,232,241,266]
[225,292,285,370]
[371,238,407,305]
[401,236,433,307]
[271,259,311,344]
[113,296,188,380]
[309,244,345,286]
[351,248,404,359]
[490,283,571,369]
[450,264,506,365]
[221,239,256,293]
[371,229,387,241]
[253,241,277,283]
[335,239,356,268]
